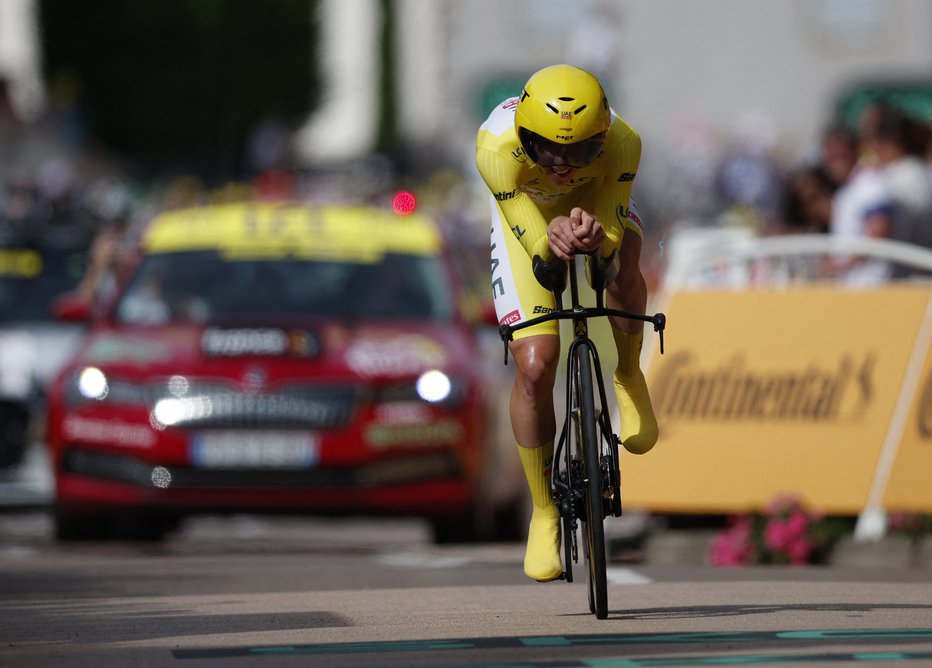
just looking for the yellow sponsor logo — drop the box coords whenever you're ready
[0,249,42,278]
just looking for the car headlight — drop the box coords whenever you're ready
[416,369,452,403]
[376,369,465,407]
[77,367,108,399]
[67,367,152,407]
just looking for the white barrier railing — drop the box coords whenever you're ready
[663,229,932,291]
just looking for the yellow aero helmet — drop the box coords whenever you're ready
[515,64,611,168]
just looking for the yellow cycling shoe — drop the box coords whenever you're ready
[516,443,563,582]
[524,504,563,582]
[612,329,659,455]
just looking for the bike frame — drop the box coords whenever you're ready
[499,254,665,618]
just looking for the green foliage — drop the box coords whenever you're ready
[39,0,319,179]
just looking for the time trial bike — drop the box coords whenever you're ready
[499,252,665,619]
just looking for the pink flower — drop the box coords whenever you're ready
[765,520,791,552]
[787,537,811,565]
[889,512,908,531]
[708,516,753,567]
[786,510,809,539]
[709,533,747,566]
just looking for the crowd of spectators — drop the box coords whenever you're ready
[0,78,145,304]
[635,100,932,288]
[776,103,932,283]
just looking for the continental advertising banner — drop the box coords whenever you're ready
[882,319,932,513]
[622,284,932,515]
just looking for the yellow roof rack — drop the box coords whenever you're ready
[142,202,443,261]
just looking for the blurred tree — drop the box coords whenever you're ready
[375,0,396,155]
[39,0,319,182]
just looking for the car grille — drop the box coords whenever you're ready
[62,448,461,488]
[161,387,357,429]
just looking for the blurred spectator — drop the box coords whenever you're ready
[246,116,293,176]
[0,81,21,167]
[826,110,896,285]
[819,123,859,189]
[662,113,720,223]
[867,108,932,251]
[714,111,784,231]
[779,165,836,234]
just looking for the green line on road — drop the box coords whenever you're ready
[582,651,932,666]
[523,628,932,649]
[250,639,475,654]
[173,628,932,660]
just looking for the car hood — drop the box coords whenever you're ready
[66,320,476,384]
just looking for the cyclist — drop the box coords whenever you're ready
[476,64,658,582]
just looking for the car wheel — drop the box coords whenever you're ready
[0,404,29,469]
[431,494,530,544]
[487,496,530,543]
[114,514,180,542]
[430,508,481,544]
[54,509,114,542]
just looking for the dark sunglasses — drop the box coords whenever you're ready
[519,129,606,168]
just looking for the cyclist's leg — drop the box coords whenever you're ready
[490,197,563,581]
[605,225,659,455]
[515,429,563,582]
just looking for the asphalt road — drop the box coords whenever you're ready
[2,512,932,668]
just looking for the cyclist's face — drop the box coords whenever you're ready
[521,130,606,184]
[543,163,577,185]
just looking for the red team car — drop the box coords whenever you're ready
[45,202,519,541]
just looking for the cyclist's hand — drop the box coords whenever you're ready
[570,207,605,252]
[547,216,576,261]
[548,208,604,260]
[570,206,605,253]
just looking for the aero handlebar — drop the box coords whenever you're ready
[497,254,666,365]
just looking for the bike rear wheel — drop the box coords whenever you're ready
[573,343,608,619]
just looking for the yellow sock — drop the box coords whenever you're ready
[516,442,563,582]
[611,329,659,455]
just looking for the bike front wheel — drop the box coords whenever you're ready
[572,342,608,619]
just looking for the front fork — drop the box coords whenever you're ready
[552,341,623,580]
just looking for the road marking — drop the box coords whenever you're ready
[377,551,472,569]
[606,567,653,585]
[375,553,654,582]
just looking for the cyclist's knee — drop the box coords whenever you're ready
[511,335,560,389]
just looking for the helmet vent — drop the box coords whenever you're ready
[558,97,574,101]
[574,105,587,114]
[545,103,559,114]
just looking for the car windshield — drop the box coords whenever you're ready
[114,250,456,325]
[0,247,88,323]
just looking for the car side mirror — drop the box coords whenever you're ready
[52,292,92,322]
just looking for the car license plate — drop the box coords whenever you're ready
[190,431,318,469]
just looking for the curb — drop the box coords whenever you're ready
[640,529,932,570]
